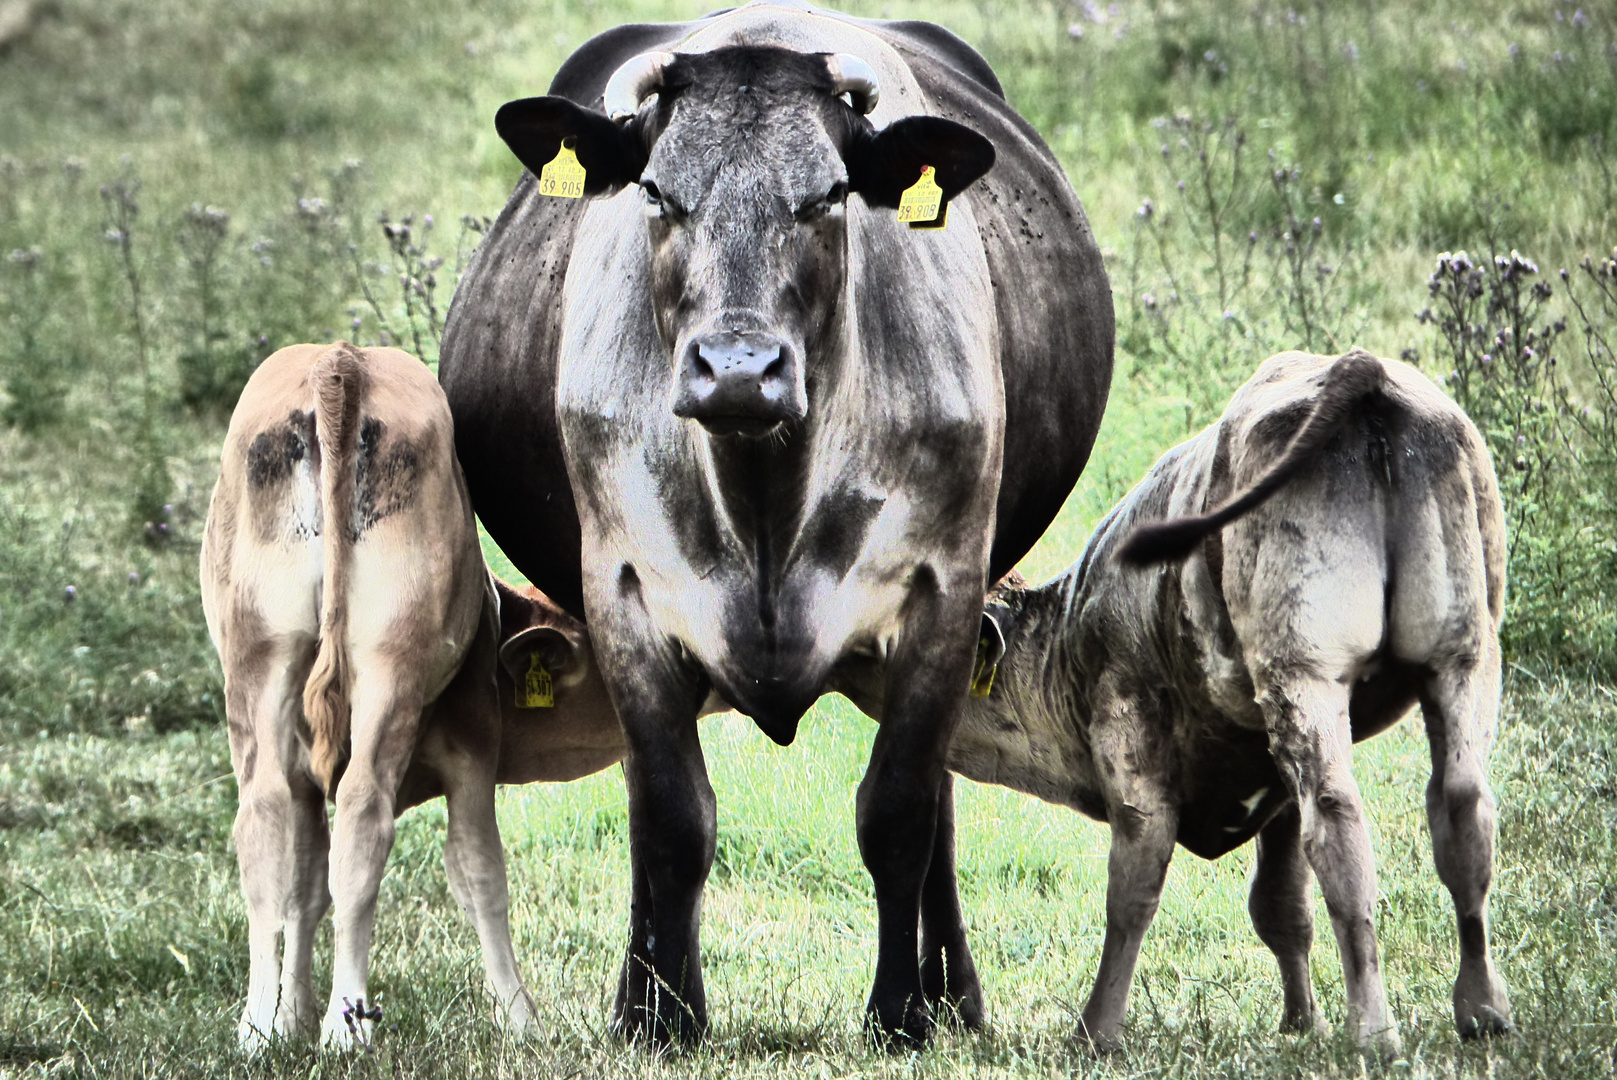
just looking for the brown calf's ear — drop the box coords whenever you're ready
[845,115,995,209]
[495,96,649,194]
[498,623,592,690]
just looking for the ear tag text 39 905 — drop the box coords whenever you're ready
[539,137,585,200]
[897,165,946,229]
[520,653,555,708]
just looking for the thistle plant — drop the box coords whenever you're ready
[99,171,171,534]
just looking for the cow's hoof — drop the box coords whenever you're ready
[236,1021,272,1055]
[1074,1020,1125,1056]
[319,997,381,1051]
[610,1001,706,1051]
[1457,1003,1513,1041]
[864,996,932,1053]
[496,989,542,1040]
[1278,1010,1329,1037]
[920,954,986,1031]
[929,990,986,1033]
[1358,1024,1403,1063]
[1455,968,1512,1041]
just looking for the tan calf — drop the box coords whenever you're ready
[201,343,624,1050]
[949,350,1511,1054]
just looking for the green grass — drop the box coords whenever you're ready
[2,0,1616,1074]
[2,679,1614,1076]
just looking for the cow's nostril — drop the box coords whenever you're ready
[691,350,715,380]
[763,354,786,380]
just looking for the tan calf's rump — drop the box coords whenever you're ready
[201,343,624,1050]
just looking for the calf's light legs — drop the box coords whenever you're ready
[320,678,422,1048]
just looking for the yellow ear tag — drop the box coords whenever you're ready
[969,634,998,698]
[520,653,555,708]
[896,165,945,228]
[538,138,586,199]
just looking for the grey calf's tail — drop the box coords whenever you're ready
[1116,349,1386,567]
[303,343,366,797]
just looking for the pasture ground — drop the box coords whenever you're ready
[2,0,1615,1076]
[2,678,1614,1077]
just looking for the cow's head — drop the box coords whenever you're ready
[496,46,995,437]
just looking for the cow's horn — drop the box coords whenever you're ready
[603,50,677,122]
[827,53,880,114]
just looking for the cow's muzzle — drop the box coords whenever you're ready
[673,332,806,436]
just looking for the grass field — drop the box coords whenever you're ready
[2,0,1615,1076]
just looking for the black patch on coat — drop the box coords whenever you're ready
[246,411,310,489]
[353,417,421,537]
[797,485,886,581]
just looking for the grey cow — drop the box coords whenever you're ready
[439,1,1114,1046]
[949,349,1512,1054]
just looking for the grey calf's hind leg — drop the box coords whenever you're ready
[1261,673,1401,1057]
[1248,801,1325,1034]
[919,773,985,1029]
[1423,651,1511,1038]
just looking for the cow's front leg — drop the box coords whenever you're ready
[1259,672,1401,1058]
[606,643,714,1048]
[918,773,985,1029]
[860,584,980,1049]
[1248,801,1326,1034]
[1423,652,1511,1039]
[1077,680,1177,1052]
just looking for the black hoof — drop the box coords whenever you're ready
[865,997,933,1053]
[1458,1006,1512,1042]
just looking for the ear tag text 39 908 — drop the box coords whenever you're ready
[970,634,998,698]
[520,653,555,708]
[539,137,585,200]
[897,165,946,229]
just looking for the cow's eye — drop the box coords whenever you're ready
[641,179,664,209]
[797,181,847,221]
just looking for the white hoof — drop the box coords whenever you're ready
[320,997,382,1050]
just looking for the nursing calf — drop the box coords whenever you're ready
[201,344,623,1049]
[949,350,1511,1053]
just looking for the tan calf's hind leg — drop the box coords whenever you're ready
[227,645,326,1049]
[320,678,423,1049]
[1260,673,1401,1057]
[274,773,330,1039]
[1248,802,1326,1034]
[1423,648,1512,1038]
[1077,684,1179,1052]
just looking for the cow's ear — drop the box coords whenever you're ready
[498,623,592,689]
[845,116,995,209]
[495,96,647,194]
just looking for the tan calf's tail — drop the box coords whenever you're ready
[1117,349,1386,566]
[303,343,367,797]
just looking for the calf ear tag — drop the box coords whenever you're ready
[970,634,998,698]
[897,165,946,229]
[519,653,555,708]
[538,137,586,199]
